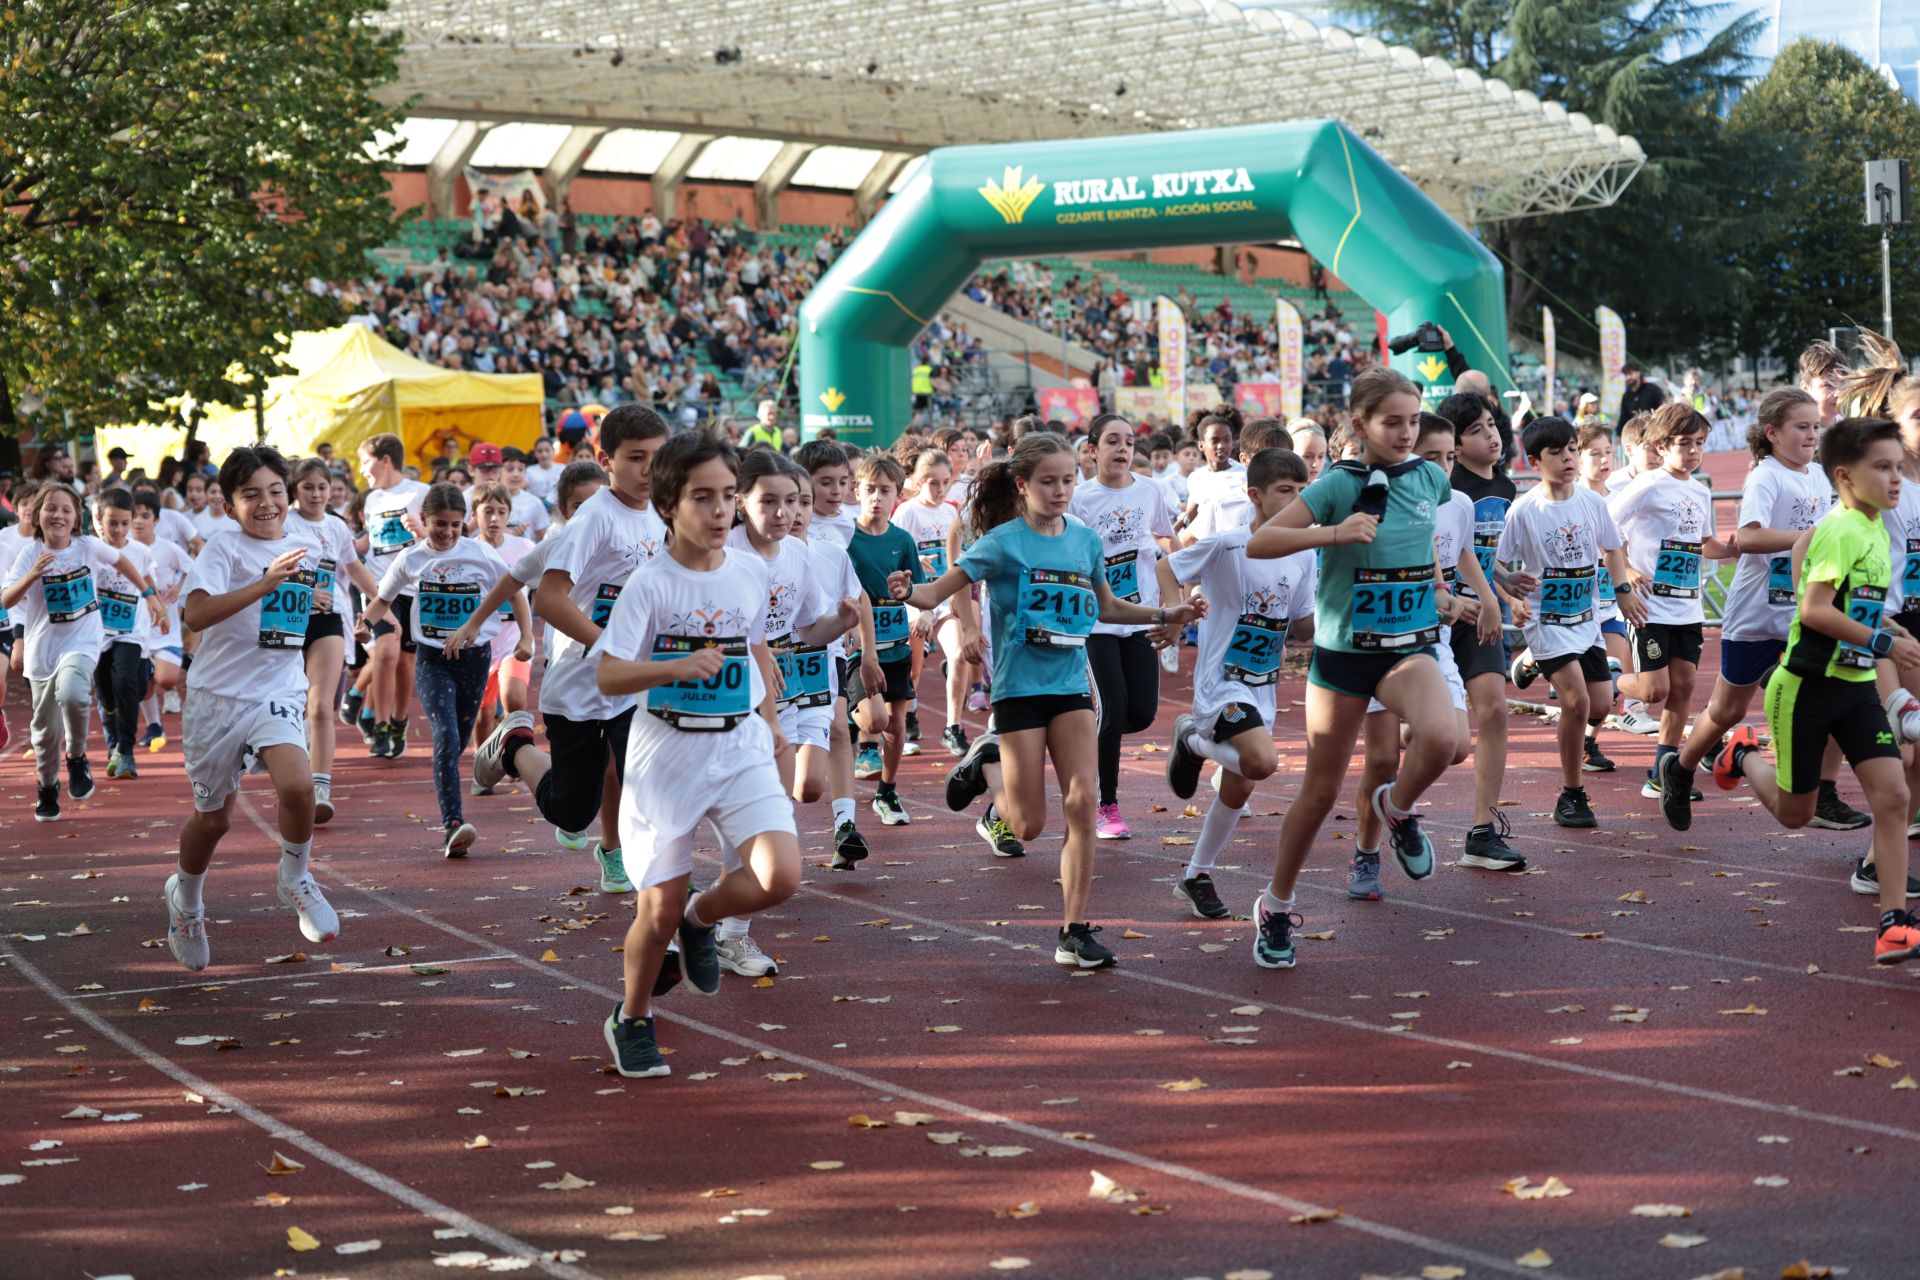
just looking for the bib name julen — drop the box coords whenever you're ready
[1052,167,1257,223]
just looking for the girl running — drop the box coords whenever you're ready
[469,482,536,749]
[1243,367,1462,969]
[3,484,165,821]
[91,489,161,780]
[1069,413,1178,839]
[892,449,969,753]
[894,432,1201,969]
[359,483,531,858]
[288,458,379,825]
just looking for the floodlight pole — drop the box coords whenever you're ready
[1882,207,1894,343]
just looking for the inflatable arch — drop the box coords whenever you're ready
[798,120,1507,446]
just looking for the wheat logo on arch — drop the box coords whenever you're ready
[979,166,1044,224]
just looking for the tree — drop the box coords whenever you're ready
[0,0,407,438]
[1725,39,1920,359]
[1332,0,1767,366]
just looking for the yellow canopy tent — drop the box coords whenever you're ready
[102,326,544,478]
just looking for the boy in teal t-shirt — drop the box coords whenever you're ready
[844,455,923,825]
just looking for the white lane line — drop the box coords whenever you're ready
[73,953,513,1000]
[279,848,1570,1280]
[0,938,601,1280]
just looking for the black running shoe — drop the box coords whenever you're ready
[1166,713,1203,800]
[338,689,364,729]
[1175,872,1230,919]
[1554,786,1598,829]
[945,730,998,811]
[1055,922,1116,969]
[34,783,60,823]
[1582,734,1615,772]
[357,714,378,746]
[1811,780,1872,831]
[1252,897,1301,969]
[652,946,684,997]
[976,807,1025,858]
[1460,810,1527,871]
[603,1008,671,1078]
[1850,857,1920,898]
[678,889,721,996]
[831,820,870,870]
[1371,782,1433,879]
[386,720,409,759]
[1658,753,1695,832]
[369,722,392,757]
[942,724,970,755]
[66,756,94,801]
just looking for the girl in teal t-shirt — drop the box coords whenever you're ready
[1243,367,1466,969]
[890,432,1200,972]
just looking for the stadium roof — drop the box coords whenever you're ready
[380,0,1644,223]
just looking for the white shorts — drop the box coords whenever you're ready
[1366,630,1468,715]
[780,701,832,751]
[618,713,796,890]
[182,687,308,812]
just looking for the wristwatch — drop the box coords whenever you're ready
[1871,629,1895,658]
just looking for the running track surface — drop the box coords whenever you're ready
[4,642,1918,1280]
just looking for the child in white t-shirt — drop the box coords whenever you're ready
[90,489,163,781]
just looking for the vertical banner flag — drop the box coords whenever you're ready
[1597,306,1626,424]
[1540,308,1556,417]
[1156,296,1187,430]
[1276,300,1304,418]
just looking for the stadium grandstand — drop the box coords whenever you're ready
[351,0,1643,435]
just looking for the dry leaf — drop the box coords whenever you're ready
[1658,1233,1709,1248]
[1182,804,1201,818]
[262,1152,305,1176]
[766,1072,807,1083]
[1619,890,1649,903]
[925,1025,961,1034]
[1129,1203,1171,1216]
[1548,1004,1585,1014]
[1781,1262,1837,1279]
[1504,1176,1573,1201]
[1161,836,1194,846]
[1422,1270,1467,1280]
[1867,1053,1902,1069]
[1514,1248,1553,1269]
[1087,1170,1140,1203]
[1158,1078,1207,1092]
[808,1160,845,1171]
[988,1260,1031,1273]
[1753,1176,1789,1187]
[1300,930,1336,941]
[699,1188,739,1199]
[1225,1273,1275,1280]
[753,976,774,988]
[1894,1075,1919,1091]
[539,1173,594,1191]
[995,1201,1041,1220]
[1445,1061,1472,1070]
[1228,1005,1262,1016]
[848,1114,889,1129]
[893,1111,936,1126]
[539,949,559,962]
[263,952,307,964]
[1718,1004,1768,1016]
[1120,929,1149,939]
[286,1227,320,1252]
[1610,1008,1650,1023]
[1758,1135,1790,1144]
[1630,1204,1691,1217]
[463,1135,490,1150]
[1288,1207,1342,1224]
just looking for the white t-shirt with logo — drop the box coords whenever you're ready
[1607,470,1713,627]
[7,535,125,678]
[1498,486,1623,660]
[1721,457,1833,642]
[137,534,194,633]
[96,539,158,653]
[377,536,512,652]
[539,488,667,720]
[482,533,536,662]
[1185,462,1247,527]
[286,512,362,620]
[809,506,855,550]
[157,507,199,553]
[525,461,563,505]
[508,490,551,538]
[361,478,430,583]
[1070,476,1174,636]
[1167,524,1314,728]
[184,529,316,701]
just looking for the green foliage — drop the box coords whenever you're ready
[1726,39,1920,358]
[0,0,407,436]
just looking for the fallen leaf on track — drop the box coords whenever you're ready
[1753,1175,1789,1187]
[1657,1232,1708,1248]
[1504,1176,1573,1201]
[262,1153,305,1176]
[765,1072,807,1083]
[808,1161,845,1171]
[1630,1204,1690,1217]
[1782,1263,1838,1279]
[1718,1004,1767,1016]
[995,1201,1041,1219]
[1288,1207,1342,1225]
[539,1173,594,1191]
[1158,1078,1207,1092]
[286,1227,319,1252]
[463,1136,490,1150]
[1421,1269,1466,1280]
[1088,1170,1140,1203]
[1894,1075,1919,1091]
[848,1114,889,1129]
[335,1240,381,1255]
[1513,1248,1553,1269]
[988,1260,1030,1272]
[893,1111,936,1126]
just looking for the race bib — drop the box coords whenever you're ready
[1350,566,1439,650]
[100,588,139,635]
[1652,538,1702,598]
[1459,533,1499,599]
[647,635,751,730]
[1223,613,1285,686]
[1021,567,1097,648]
[1597,562,1614,604]
[1838,584,1888,671]
[258,571,315,649]
[589,583,620,627]
[1103,550,1141,603]
[917,539,948,579]
[1903,537,1920,600]
[774,641,831,708]
[416,580,482,640]
[371,511,415,555]
[1540,565,1595,627]
[1767,555,1795,606]
[40,567,98,624]
[871,602,910,659]
[314,557,338,608]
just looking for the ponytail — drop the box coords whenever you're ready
[968,431,1074,539]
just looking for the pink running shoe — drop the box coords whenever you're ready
[1095,803,1132,840]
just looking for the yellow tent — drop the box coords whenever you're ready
[102,326,544,478]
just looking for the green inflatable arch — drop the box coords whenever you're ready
[798,120,1507,446]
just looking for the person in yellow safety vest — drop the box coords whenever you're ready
[744,399,782,451]
[911,363,934,412]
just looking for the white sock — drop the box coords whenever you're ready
[1185,797,1243,877]
[1185,729,1243,774]
[140,695,161,725]
[1260,886,1295,916]
[173,867,206,912]
[685,890,711,929]
[279,838,312,886]
[832,797,855,827]
[716,916,749,940]
[313,772,331,789]
[1376,782,1413,820]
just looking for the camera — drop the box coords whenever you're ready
[1387,321,1446,356]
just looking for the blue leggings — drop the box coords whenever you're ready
[415,645,489,827]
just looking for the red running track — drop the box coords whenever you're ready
[3,646,1918,1280]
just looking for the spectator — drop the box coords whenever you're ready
[1617,359,1665,426]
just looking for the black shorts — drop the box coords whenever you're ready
[1537,645,1610,684]
[303,612,345,649]
[1894,609,1920,640]
[1630,621,1702,673]
[1765,670,1898,795]
[1449,624,1506,683]
[371,595,417,654]
[1211,701,1266,742]
[993,693,1095,734]
[845,656,914,706]
[1308,646,1435,700]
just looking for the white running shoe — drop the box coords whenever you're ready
[472,709,534,792]
[163,874,210,971]
[278,875,340,943]
[314,780,334,826]
[555,826,590,850]
[1614,700,1661,735]
[163,689,182,714]
[1884,687,1920,744]
[594,841,633,893]
[471,779,495,796]
[1159,643,1179,674]
[716,933,778,977]
[443,822,477,859]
